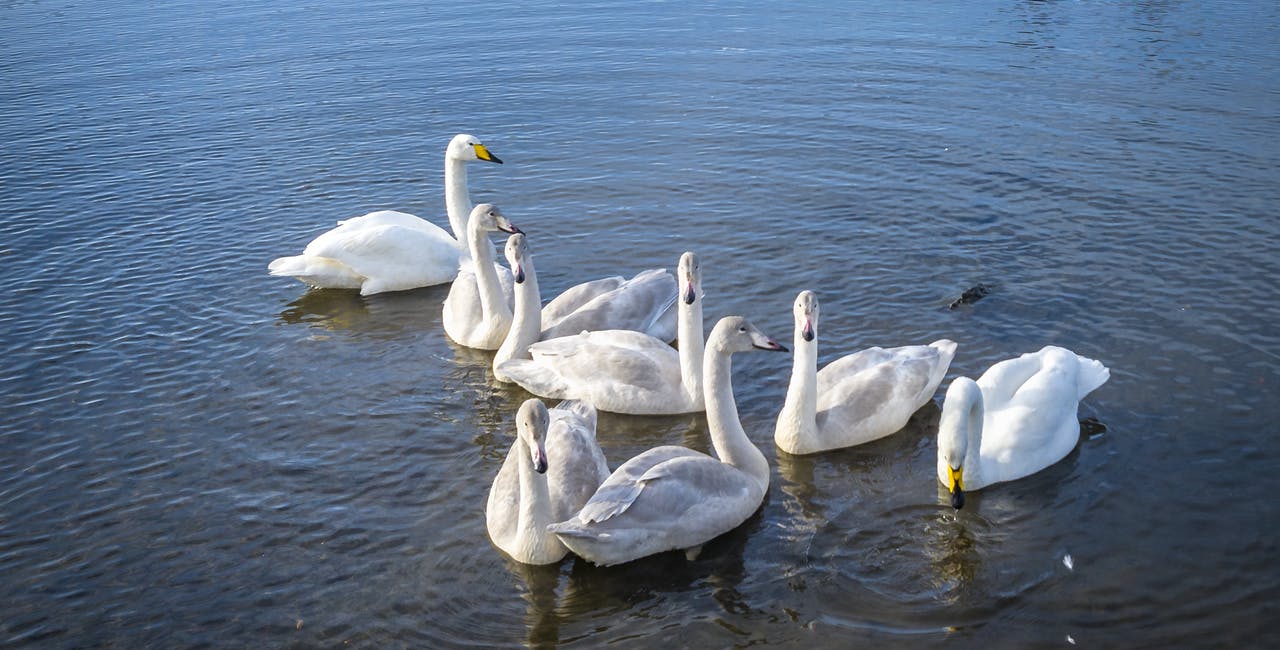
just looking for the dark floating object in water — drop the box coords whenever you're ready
[1080,416,1107,438]
[949,284,992,309]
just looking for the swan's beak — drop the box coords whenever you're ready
[532,447,548,474]
[683,282,697,305]
[474,143,503,164]
[513,264,525,284]
[498,221,523,235]
[948,466,965,510]
[801,319,815,342]
[753,337,788,352]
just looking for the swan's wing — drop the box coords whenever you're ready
[305,223,461,290]
[541,276,625,330]
[529,334,681,393]
[505,332,683,410]
[540,269,676,340]
[974,347,1077,408]
[529,329,676,358]
[977,347,1108,479]
[816,344,937,397]
[554,451,759,564]
[443,260,515,342]
[814,358,933,434]
[994,347,1108,415]
[554,400,599,433]
[813,346,900,388]
[547,406,610,521]
[335,210,446,232]
[570,446,746,525]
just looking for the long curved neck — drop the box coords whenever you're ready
[703,343,768,493]
[466,221,510,324]
[444,156,470,241]
[678,298,706,407]
[514,438,553,555]
[494,260,542,378]
[777,329,818,447]
[939,381,985,486]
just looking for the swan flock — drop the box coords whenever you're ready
[272,134,1113,566]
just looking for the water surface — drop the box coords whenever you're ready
[2,0,1278,647]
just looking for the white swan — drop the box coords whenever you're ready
[486,399,610,565]
[549,316,788,566]
[441,204,522,349]
[774,291,957,455]
[936,345,1110,509]
[497,251,706,414]
[268,133,503,295]
[493,234,678,381]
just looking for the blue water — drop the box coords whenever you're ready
[3,0,1278,646]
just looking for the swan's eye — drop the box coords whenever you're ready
[738,326,747,333]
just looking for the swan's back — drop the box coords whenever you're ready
[550,445,761,566]
[545,401,610,522]
[540,276,625,329]
[540,268,678,342]
[812,340,956,443]
[507,330,689,414]
[977,346,1110,484]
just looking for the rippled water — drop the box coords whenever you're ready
[3,0,1278,647]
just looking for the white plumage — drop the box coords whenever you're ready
[774,290,957,455]
[268,133,503,295]
[936,345,1111,509]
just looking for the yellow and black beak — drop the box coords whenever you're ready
[473,143,503,164]
[948,465,965,510]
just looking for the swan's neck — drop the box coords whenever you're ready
[467,222,511,324]
[494,261,542,379]
[776,333,818,449]
[703,343,769,493]
[444,157,470,241]
[514,438,554,560]
[938,380,985,487]
[678,298,706,407]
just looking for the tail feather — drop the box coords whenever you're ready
[1074,354,1110,400]
[501,359,573,399]
[268,255,363,289]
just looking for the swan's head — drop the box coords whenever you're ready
[505,233,529,284]
[515,399,549,474]
[470,203,522,235]
[938,377,982,510]
[447,133,503,164]
[710,316,788,354]
[677,251,701,305]
[794,290,818,342]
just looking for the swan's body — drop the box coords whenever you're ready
[549,317,787,566]
[936,345,1110,509]
[441,204,522,349]
[493,234,678,381]
[774,291,957,455]
[268,133,503,295]
[486,399,610,565]
[497,252,705,414]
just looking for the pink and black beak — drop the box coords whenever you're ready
[801,318,815,342]
[753,337,789,353]
[499,222,522,235]
[683,280,697,305]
